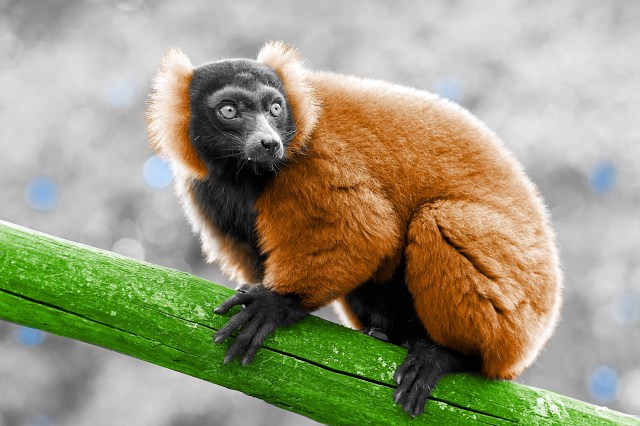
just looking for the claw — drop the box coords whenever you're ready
[393,368,404,384]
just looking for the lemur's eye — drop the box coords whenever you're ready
[219,105,238,119]
[270,102,282,117]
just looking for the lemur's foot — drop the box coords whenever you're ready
[361,326,390,342]
[393,339,479,417]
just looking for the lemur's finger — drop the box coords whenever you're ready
[393,362,419,406]
[214,292,253,315]
[241,322,277,366]
[393,353,415,384]
[214,308,252,343]
[404,379,431,418]
[223,315,263,364]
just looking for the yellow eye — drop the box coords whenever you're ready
[219,105,237,119]
[270,102,282,117]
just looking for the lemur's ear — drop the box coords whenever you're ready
[146,49,208,179]
[257,41,320,154]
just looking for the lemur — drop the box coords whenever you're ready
[146,41,562,417]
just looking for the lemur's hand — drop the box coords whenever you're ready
[213,285,308,365]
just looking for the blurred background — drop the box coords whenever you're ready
[1,0,639,424]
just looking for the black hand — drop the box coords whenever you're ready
[213,285,308,366]
[393,338,480,417]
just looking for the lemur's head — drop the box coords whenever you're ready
[189,59,294,172]
[146,41,320,179]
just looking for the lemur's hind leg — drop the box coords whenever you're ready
[403,200,555,380]
[393,198,553,417]
[338,263,480,417]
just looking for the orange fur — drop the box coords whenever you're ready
[254,42,562,379]
[149,42,562,381]
[146,49,208,178]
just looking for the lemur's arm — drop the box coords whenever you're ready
[214,168,400,364]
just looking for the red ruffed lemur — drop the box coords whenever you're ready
[146,41,562,417]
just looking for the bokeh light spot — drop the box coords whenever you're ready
[30,414,52,426]
[0,31,24,68]
[104,78,137,109]
[588,161,616,194]
[612,290,640,325]
[111,237,145,260]
[620,368,640,412]
[588,365,619,404]
[143,155,173,189]
[15,326,45,347]
[433,76,464,103]
[117,0,144,12]
[25,176,58,212]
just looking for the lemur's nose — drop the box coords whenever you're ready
[261,139,279,152]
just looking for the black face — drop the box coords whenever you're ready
[189,59,295,174]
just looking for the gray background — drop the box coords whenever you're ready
[1,1,639,425]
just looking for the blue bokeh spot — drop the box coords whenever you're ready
[588,161,616,194]
[588,365,618,404]
[15,326,45,347]
[25,176,58,212]
[614,290,640,325]
[31,414,52,426]
[104,78,137,109]
[433,76,464,103]
[143,155,173,189]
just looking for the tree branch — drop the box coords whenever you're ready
[0,220,636,425]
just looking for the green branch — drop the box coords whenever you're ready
[0,220,637,425]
